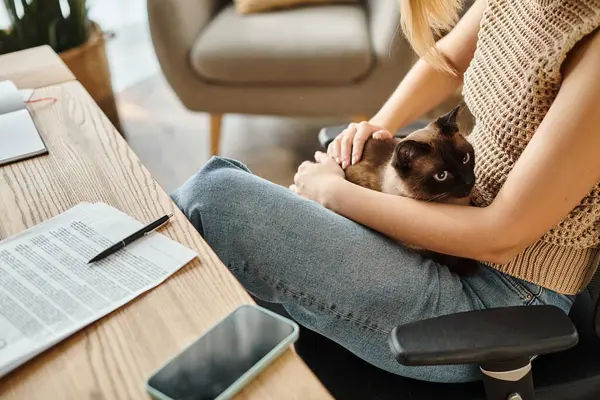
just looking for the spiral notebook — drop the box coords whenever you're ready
[0,80,47,166]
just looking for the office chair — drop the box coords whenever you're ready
[289,124,600,400]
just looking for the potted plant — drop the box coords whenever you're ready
[1,0,122,131]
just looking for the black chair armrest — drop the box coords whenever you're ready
[389,305,578,366]
[317,121,428,149]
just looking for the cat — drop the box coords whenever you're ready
[344,105,479,276]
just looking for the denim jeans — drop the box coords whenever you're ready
[171,156,574,383]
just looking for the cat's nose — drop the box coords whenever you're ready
[465,177,475,187]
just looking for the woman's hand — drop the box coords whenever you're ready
[327,121,392,169]
[290,151,346,207]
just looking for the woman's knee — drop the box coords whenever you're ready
[171,156,252,231]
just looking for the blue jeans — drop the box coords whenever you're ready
[171,156,574,383]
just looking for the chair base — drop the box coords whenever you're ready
[481,359,534,400]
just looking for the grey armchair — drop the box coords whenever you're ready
[147,0,420,156]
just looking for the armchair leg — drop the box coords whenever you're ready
[481,358,535,400]
[210,114,223,156]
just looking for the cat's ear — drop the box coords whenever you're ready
[435,105,461,136]
[395,140,431,171]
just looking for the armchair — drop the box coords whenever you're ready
[147,0,448,156]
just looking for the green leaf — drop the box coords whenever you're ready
[48,17,59,49]
[1,0,90,53]
[3,0,18,23]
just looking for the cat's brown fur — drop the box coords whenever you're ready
[344,106,479,276]
[345,138,396,192]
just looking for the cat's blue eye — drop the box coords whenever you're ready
[462,153,470,164]
[434,171,449,182]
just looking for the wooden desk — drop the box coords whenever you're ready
[0,46,75,89]
[0,48,331,400]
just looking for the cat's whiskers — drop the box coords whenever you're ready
[423,193,450,203]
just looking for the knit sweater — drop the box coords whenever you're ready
[462,0,600,294]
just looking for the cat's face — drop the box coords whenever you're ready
[390,106,475,201]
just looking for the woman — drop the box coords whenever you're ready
[172,0,600,383]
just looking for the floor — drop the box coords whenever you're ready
[117,73,339,192]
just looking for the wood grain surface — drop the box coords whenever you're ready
[0,80,331,399]
[0,46,75,89]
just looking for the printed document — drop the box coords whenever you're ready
[0,203,196,377]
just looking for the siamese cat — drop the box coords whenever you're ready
[344,106,479,276]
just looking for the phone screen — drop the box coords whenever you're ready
[147,306,296,400]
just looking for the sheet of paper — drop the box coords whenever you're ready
[0,203,197,378]
[0,80,45,166]
[0,109,47,165]
[0,80,25,115]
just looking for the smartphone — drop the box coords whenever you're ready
[146,304,299,400]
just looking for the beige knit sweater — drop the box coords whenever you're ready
[463,0,600,294]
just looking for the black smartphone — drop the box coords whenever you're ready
[146,305,299,400]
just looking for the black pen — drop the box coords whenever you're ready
[87,212,174,264]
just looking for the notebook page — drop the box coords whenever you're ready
[0,81,25,115]
[0,203,197,377]
[0,109,47,165]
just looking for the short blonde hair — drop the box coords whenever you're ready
[399,0,464,75]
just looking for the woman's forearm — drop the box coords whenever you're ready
[325,180,514,264]
[369,59,462,132]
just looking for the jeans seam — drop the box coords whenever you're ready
[497,272,538,304]
[239,263,388,334]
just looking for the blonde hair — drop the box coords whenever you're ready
[399,0,464,75]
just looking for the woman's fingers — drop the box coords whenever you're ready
[372,129,393,140]
[327,136,342,163]
[289,184,308,199]
[340,124,357,169]
[327,122,389,167]
[328,132,344,164]
[298,160,312,171]
[293,172,303,189]
[314,151,333,164]
[351,122,372,165]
